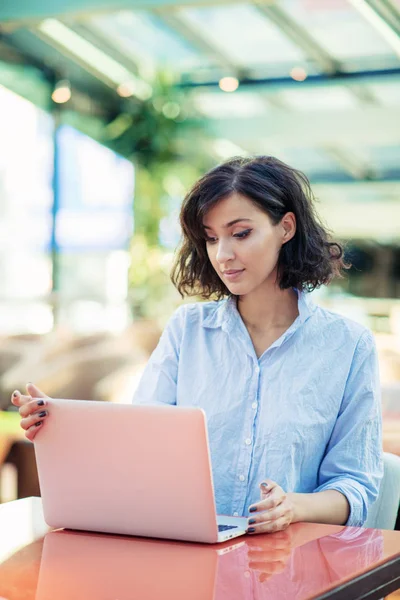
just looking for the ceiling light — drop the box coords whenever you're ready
[219,77,239,93]
[51,79,71,104]
[117,82,136,98]
[290,67,307,82]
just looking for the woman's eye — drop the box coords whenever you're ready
[205,236,218,244]
[234,229,252,239]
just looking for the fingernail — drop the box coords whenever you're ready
[35,421,42,427]
[12,391,19,397]
[261,483,269,489]
[38,411,47,418]
[37,400,45,407]
[248,518,256,525]
[247,528,256,534]
[249,506,257,513]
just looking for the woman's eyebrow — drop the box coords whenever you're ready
[203,218,253,230]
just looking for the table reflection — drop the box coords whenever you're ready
[0,516,384,600]
[216,525,384,599]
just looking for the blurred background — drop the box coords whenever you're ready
[0,0,399,503]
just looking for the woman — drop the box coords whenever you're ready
[13,156,383,535]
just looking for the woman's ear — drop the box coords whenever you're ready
[281,212,296,244]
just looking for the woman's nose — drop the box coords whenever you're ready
[216,240,235,264]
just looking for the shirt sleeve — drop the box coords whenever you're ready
[313,329,383,527]
[132,305,186,406]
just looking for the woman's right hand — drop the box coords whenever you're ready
[11,383,50,441]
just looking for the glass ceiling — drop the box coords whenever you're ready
[177,4,306,67]
[72,0,400,185]
[89,10,208,73]
[1,0,399,191]
[281,0,397,62]
[85,1,400,77]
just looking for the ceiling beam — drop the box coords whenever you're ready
[319,199,400,241]
[348,0,400,57]
[322,146,377,180]
[313,180,400,198]
[253,2,382,107]
[0,0,240,25]
[355,0,400,37]
[180,67,400,90]
[64,21,143,78]
[253,1,339,75]
[153,10,243,76]
[198,107,400,147]
[312,181,400,240]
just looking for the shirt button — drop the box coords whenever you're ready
[239,475,245,481]
[233,512,239,517]
[251,402,257,409]
[245,438,252,446]
[244,570,251,578]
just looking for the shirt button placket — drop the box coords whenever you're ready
[236,360,259,515]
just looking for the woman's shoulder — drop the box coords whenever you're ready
[311,302,375,349]
[171,299,225,327]
[163,300,226,346]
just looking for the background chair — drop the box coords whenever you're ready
[364,452,400,530]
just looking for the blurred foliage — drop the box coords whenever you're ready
[128,235,179,321]
[133,161,203,245]
[128,161,203,320]
[133,165,165,246]
[103,72,197,169]
[102,72,211,318]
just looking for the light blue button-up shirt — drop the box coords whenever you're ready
[133,291,383,526]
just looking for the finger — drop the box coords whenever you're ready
[249,559,287,573]
[248,547,291,563]
[259,479,276,498]
[25,421,44,441]
[259,572,273,583]
[248,498,293,534]
[258,562,287,583]
[19,398,47,419]
[26,383,49,399]
[20,410,48,431]
[249,516,291,535]
[248,503,285,528]
[249,486,286,515]
[11,390,32,408]
[245,529,291,551]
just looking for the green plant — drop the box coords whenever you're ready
[102,72,209,318]
[103,72,193,169]
[128,234,180,321]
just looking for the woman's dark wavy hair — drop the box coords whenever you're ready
[171,156,348,299]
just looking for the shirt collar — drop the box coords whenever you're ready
[202,288,316,331]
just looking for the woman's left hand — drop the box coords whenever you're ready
[247,479,295,534]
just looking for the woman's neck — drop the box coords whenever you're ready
[237,282,299,334]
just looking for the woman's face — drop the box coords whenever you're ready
[203,193,295,296]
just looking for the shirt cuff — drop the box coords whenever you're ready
[313,479,366,527]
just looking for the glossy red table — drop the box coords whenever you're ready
[0,497,399,600]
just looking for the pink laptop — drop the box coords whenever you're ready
[34,399,248,543]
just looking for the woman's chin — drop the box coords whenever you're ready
[225,282,251,295]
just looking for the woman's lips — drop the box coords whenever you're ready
[223,269,245,281]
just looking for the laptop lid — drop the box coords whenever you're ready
[34,399,220,543]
